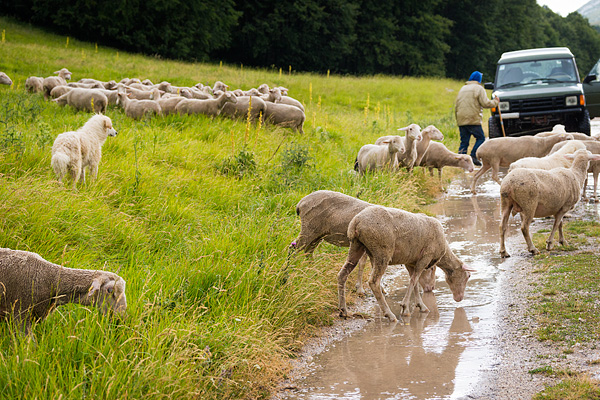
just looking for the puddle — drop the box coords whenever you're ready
[278,162,600,399]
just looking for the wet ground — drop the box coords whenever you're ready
[275,126,600,399]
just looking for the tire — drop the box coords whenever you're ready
[578,109,591,135]
[488,116,503,138]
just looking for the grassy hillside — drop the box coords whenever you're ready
[0,17,468,399]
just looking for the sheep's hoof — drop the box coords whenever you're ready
[416,303,429,313]
[500,250,510,258]
[355,288,366,297]
[530,248,540,256]
[339,309,352,319]
[385,313,398,323]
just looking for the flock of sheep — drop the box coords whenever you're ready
[20,68,306,132]
[2,66,600,333]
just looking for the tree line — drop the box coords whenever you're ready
[3,0,600,80]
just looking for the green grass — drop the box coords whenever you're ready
[0,17,470,399]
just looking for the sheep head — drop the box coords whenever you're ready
[54,68,72,80]
[445,264,473,302]
[422,125,444,141]
[456,154,475,173]
[88,273,127,317]
[398,123,422,141]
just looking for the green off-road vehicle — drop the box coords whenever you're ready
[484,47,590,138]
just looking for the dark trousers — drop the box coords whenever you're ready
[458,125,486,159]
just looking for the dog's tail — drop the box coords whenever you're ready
[51,151,70,182]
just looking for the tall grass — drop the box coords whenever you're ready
[0,17,467,399]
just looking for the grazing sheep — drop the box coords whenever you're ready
[189,87,213,99]
[117,92,162,120]
[125,86,161,100]
[415,125,444,165]
[0,72,13,86]
[96,89,119,106]
[0,248,126,335]
[67,82,104,89]
[175,92,237,117]
[536,131,594,141]
[157,96,187,115]
[291,190,436,295]
[471,133,573,194]
[119,78,141,86]
[51,114,117,188]
[276,95,305,112]
[49,85,73,99]
[78,79,118,90]
[263,102,305,133]
[499,149,600,257]
[276,86,290,96]
[53,88,108,114]
[142,79,154,86]
[419,142,475,186]
[338,205,473,321]
[508,140,586,172]
[25,76,44,93]
[43,68,72,100]
[356,137,404,174]
[221,95,267,121]
[551,140,600,201]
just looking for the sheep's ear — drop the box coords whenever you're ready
[88,277,104,297]
[397,126,408,131]
[462,264,476,272]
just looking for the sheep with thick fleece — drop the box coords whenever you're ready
[213,81,229,92]
[508,140,586,172]
[375,124,423,171]
[53,88,108,114]
[551,140,600,201]
[499,149,600,257]
[157,96,187,115]
[261,88,282,103]
[276,95,305,112]
[221,95,266,121]
[26,76,44,93]
[356,137,404,174]
[0,72,13,86]
[263,102,305,133]
[50,85,73,99]
[338,205,473,321]
[175,92,237,117]
[117,92,162,120]
[471,133,573,194]
[419,141,475,185]
[67,82,104,89]
[43,68,72,99]
[291,190,436,295]
[78,78,118,90]
[414,125,444,165]
[51,114,117,188]
[125,86,161,100]
[0,248,126,334]
[536,131,595,141]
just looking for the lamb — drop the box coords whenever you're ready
[414,125,444,166]
[338,205,473,321]
[175,92,237,117]
[117,92,162,120]
[508,140,586,172]
[375,124,423,171]
[43,68,72,100]
[356,137,404,174]
[499,149,600,257]
[51,114,118,188]
[96,88,119,106]
[25,76,44,93]
[291,190,436,295]
[550,140,600,201]
[221,95,267,121]
[189,87,213,99]
[419,142,475,185]
[233,88,261,97]
[471,133,573,194]
[52,88,108,114]
[0,248,126,334]
[142,79,154,86]
[157,96,187,115]
[263,102,305,133]
[0,72,13,86]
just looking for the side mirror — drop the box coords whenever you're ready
[484,82,494,90]
[583,74,597,84]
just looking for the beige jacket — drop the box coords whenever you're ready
[455,81,498,126]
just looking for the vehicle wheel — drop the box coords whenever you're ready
[578,109,591,135]
[488,117,503,138]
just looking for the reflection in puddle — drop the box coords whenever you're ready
[280,173,524,400]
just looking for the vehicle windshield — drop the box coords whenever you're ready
[496,58,578,88]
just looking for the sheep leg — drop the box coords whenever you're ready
[593,171,599,203]
[428,167,434,177]
[400,261,430,316]
[470,163,491,194]
[520,213,539,255]
[557,218,567,246]
[90,163,99,181]
[499,198,513,258]
[355,253,368,296]
[438,168,444,191]
[338,241,366,318]
[547,212,568,250]
[419,266,436,292]
[582,176,589,200]
[367,254,397,322]
[490,160,502,185]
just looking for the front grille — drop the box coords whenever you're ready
[509,97,565,113]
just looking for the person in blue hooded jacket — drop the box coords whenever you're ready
[454,71,499,166]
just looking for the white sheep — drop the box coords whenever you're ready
[125,86,161,100]
[52,88,108,114]
[471,133,573,194]
[157,96,187,115]
[25,76,44,93]
[375,124,423,171]
[276,95,305,112]
[260,88,282,103]
[356,137,404,174]
[0,248,126,335]
[51,114,117,188]
[414,125,444,166]
[221,95,267,121]
[213,81,229,92]
[419,141,475,186]
[67,82,104,89]
[175,92,237,117]
[263,102,305,133]
[189,87,213,99]
[257,83,270,94]
[117,92,162,119]
[291,190,436,296]
[499,149,600,257]
[43,68,72,99]
[338,205,473,321]
[78,78,118,90]
[0,72,13,86]
[508,140,586,172]
[551,140,600,201]
[49,85,73,99]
